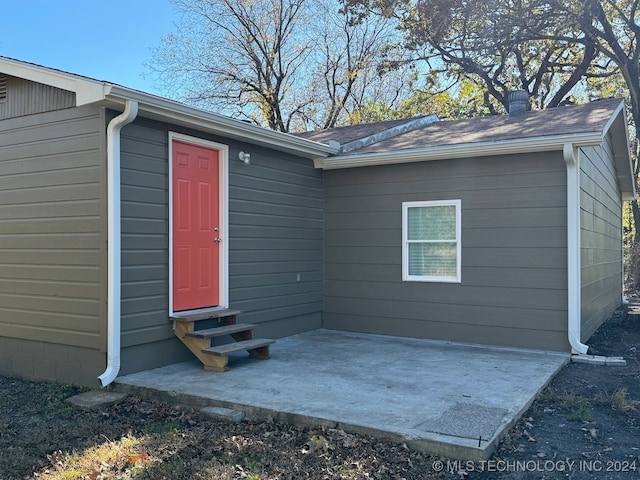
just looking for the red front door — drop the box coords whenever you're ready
[172,140,220,311]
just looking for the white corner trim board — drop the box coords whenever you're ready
[563,143,589,355]
[98,100,139,387]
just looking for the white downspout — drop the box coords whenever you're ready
[98,100,139,387]
[563,143,589,354]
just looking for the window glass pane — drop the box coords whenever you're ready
[408,242,457,277]
[407,205,456,241]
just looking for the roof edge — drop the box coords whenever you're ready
[314,132,604,169]
[0,56,107,105]
[316,98,635,200]
[106,87,338,159]
[604,100,636,199]
[0,56,338,160]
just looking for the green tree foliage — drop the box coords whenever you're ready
[343,0,617,111]
[352,75,499,122]
[524,0,640,238]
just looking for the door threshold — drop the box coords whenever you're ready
[171,306,227,318]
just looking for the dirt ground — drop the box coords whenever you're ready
[1,307,638,480]
[472,305,640,480]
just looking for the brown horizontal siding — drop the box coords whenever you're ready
[325,297,567,330]
[580,139,622,340]
[325,281,567,311]
[325,186,566,212]
[324,152,570,351]
[326,207,566,230]
[326,263,566,289]
[0,106,105,350]
[324,313,570,351]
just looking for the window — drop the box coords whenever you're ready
[402,200,461,283]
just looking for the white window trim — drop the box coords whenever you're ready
[168,132,229,314]
[402,199,462,283]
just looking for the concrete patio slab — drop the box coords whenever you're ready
[114,329,569,460]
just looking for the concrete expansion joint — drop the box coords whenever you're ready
[571,354,626,366]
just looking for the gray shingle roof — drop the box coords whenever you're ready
[299,99,622,155]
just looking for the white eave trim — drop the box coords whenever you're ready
[0,57,337,160]
[0,57,107,105]
[607,101,637,200]
[103,86,338,160]
[314,132,605,169]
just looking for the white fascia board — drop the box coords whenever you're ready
[0,58,106,105]
[602,99,625,136]
[314,132,604,169]
[606,102,636,200]
[105,87,338,160]
[0,57,336,160]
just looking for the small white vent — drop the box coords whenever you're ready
[0,76,6,101]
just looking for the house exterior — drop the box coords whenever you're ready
[0,57,635,387]
[0,57,337,386]
[301,99,636,353]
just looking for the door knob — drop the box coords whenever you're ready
[214,237,222,243]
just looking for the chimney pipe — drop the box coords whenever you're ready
[508,90,529,116]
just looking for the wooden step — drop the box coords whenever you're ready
[185,323,257,339]
[172,308,273,372]
[202,338,275,356]
[170,308,242,322]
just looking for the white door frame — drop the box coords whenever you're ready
[168,132,229,315]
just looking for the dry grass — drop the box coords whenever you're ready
[538,387,585,408]
[34,434,145,480]
[1,376,441,480]
[29,425,427,480]
[596,387,640,413]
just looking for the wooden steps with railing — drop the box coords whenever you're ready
[170,309,274,372]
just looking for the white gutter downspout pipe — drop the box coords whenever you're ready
[563,143,589,355]
[98,100,139,387]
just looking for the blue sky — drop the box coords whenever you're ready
[2,0,177,95]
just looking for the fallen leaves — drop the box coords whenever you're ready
[301,433,333,455]
[128,452,150,464]
[33,434,153,479]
